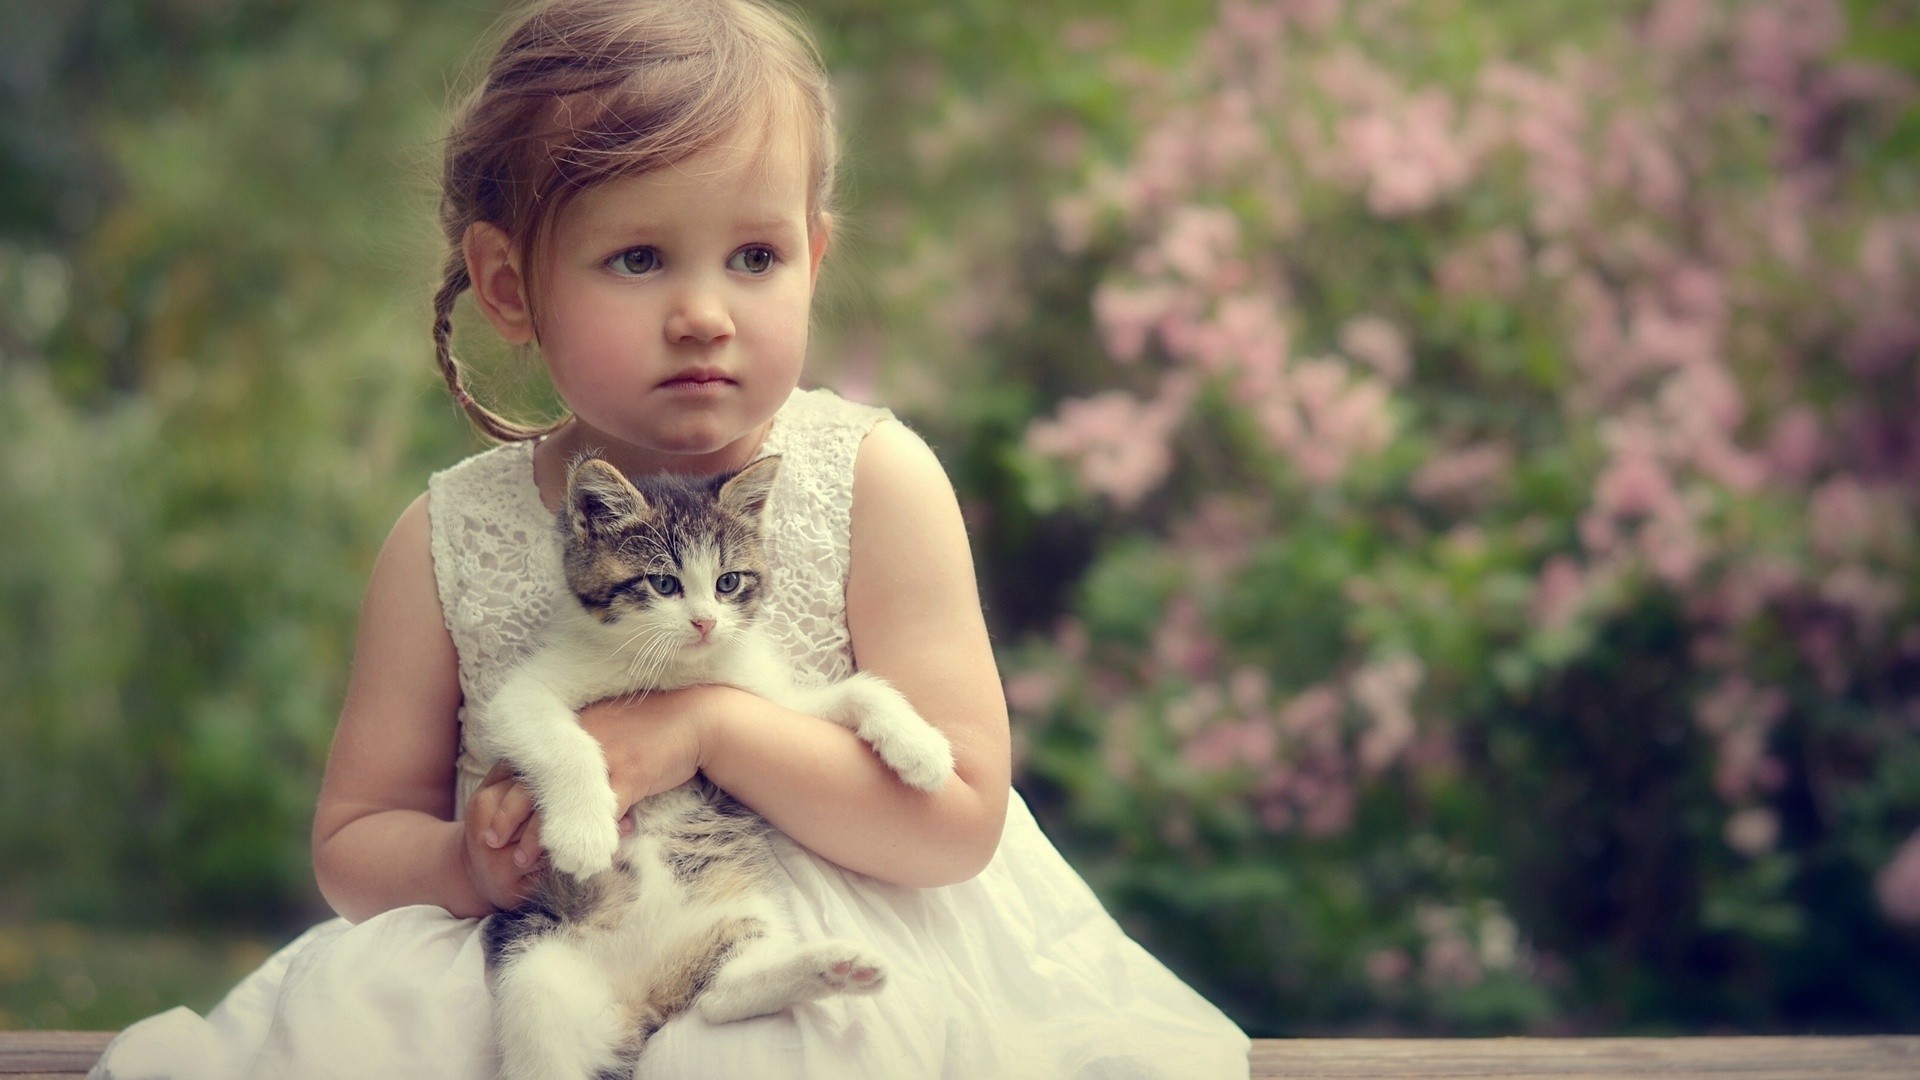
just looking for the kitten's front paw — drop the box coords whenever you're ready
[872,716,955,792]
[839,679,953,791]
[540,805,622,880]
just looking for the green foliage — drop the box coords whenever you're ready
[5,0,1918,1042]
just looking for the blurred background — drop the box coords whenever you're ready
[3,0,1919,1039]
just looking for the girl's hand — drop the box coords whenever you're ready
[578,684,724,823]
[460,761,548,911]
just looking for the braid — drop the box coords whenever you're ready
[431,250,567,443]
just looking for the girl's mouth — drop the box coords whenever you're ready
[660,369,735,390]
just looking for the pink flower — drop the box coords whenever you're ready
[1422,932,1484,990]
[1436,229,1529,298]
[1365,947,1413,986]
[1696,676,1789,804]
[1004,670,1061,715]
[1877,829,1920,925]
[1808,478,1876,559]
[1169,496,1265,585]
[1765,407,1824,483]
[1339,315,1411,384]
[1411,442,1513,508]
[1531,555,1588,630]
[1601,111,1686,218]
[1092,281,1181,364]
[1157,204,1243,285]
[1725,807,1780,856]
[1279,683,1345,753]
[1352,654,1423,774]
[1151,595,1223,681]
[1593,449,1680,521]
[1259,358,1396,487]
[1181,718,1279,774]
[1644,0,1715,55]
[1024,375,1195,507]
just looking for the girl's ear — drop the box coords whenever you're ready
[807,214,833,286]
[464,221,535,346]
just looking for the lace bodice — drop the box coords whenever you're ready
[426,388,894,810]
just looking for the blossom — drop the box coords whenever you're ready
[1531,555,1588,630]
[1365,947,1413,986]
[1877,829,1920,925]
[1435,229,1529,298]
[1024,375,1195,507]
[1254,358,1396,487]
[1695,676,1789,804]
[1151,594,1223,681]
[1352,654,1423,774]
[1339,315,1411,384]
[1725,807,1780,856]
[1410,442,1513,509]
[1003,670,1061,715]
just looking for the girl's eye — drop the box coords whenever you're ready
[728,246,776,275]
[610,247,660,276]
[716,572,742,594]
[648,574,682,596]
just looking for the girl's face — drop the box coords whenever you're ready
[531,122,825,474]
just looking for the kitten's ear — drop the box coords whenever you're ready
[566,457,649,541]
[716,455,780,522]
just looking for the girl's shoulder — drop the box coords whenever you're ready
[775,386,894,442]
[428,438,538,504]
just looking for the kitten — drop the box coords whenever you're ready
[468,454,954,1080]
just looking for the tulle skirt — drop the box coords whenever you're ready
[90,795,1249,1080]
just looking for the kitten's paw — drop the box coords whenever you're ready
[540,806,621,880]
[804,942,887,997]
[831,676,953,791]
[870,717,954,792]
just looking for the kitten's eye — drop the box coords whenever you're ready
[648,574,682,596]
[716,572,742,594]
[609,247,660,276]
[728,246,776,275]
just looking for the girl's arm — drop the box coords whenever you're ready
[606,420,1012,888]
[310,494,528,921]
[702,419,1011,886]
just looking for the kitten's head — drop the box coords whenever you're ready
[558,454,780,661]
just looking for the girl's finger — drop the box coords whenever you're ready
[513,815,544,871]
[490,782,537,848]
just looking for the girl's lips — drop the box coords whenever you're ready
[660,370,735,389]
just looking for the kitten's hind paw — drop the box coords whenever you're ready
[820,955,887,995]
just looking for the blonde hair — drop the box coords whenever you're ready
[432,0,837,441]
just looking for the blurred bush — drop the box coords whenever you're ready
[939,0,1920,1036]
[3,0,1918,1040]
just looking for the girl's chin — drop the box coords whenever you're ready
[574,418,769,469]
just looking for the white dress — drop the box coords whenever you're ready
[92,387,1251,1080]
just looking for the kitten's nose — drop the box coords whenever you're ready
[690,617,715,641]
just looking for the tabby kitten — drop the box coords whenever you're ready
[468,454,954,1080]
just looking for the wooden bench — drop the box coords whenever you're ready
[5,1031,1917,1077]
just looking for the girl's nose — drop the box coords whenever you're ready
[665,288,733,344]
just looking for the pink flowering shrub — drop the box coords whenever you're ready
[990,0,1920,1033]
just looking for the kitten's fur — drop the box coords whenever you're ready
[468,454,954,1080]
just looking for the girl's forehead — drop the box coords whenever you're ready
[558,121,812,235]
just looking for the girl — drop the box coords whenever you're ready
[92,1,1250,1076]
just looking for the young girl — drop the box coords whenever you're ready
[92,1,1250,1076]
